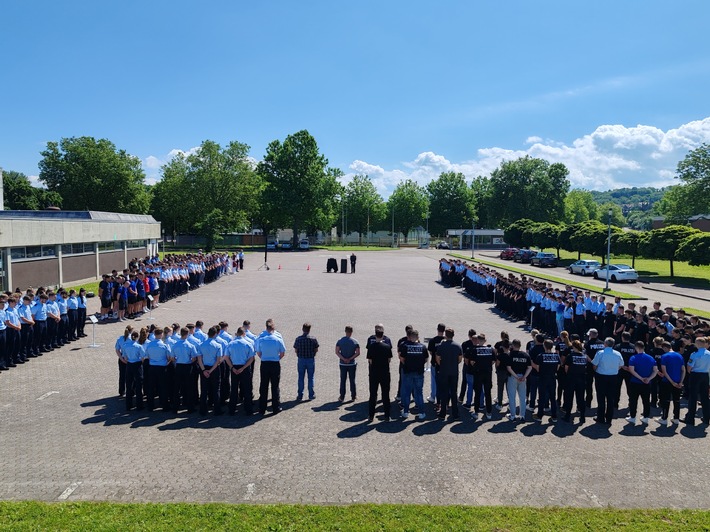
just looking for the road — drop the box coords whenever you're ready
[436,248,710,314]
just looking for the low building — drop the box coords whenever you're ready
[652,215,710,231]
[447,228,506,250]
[0,210,161,291]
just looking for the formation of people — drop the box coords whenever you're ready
[97,251,236,322]
[114,316,710,428]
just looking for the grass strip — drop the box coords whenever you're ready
[2,502,710,531]
[448,253,643,300]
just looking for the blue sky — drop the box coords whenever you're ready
[2,1,710,197]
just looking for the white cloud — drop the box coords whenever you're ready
[345,117,710,197]
[27,174,42,187]
[143,146,201,185]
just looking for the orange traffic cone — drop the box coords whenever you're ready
[278,264,282,270]
[307,265,310,271]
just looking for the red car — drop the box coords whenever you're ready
[499,247,518,260]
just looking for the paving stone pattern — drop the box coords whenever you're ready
[0,249,708,507]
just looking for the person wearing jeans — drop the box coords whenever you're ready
[505,340,531,421]
[336,325,360,402]
[293,322,319,401]
[399,329,429,420]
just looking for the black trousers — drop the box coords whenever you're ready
[627,381,651,418]
[77,308,86,335]
[259,361,281,413]
[118,358,126,395]
[496,370,507,405]
[685,372,710,425]
[585,370,595,406]
[229,365,253,414]
[8,328,20,362]
[33,319,48,353]
[173,364,194,412]
[125,362,144,410]
[474,372,493,415]
[59,315,68,343]
[616,371,630,409]
[536,374,557,419]
[200,365,222,415]
[563,374,586,419]
[439,373,459,418]
[659,381,681,421]
[67,309,78,340]
[368,370,391,419]
[146,365,169,411]
[20,323,33,358]
[0,329,6,368]
[595,374,618,423]
[220,363,231,405]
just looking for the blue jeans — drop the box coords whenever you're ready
[297,358,315,398]
[339,365,356,398]
[430,365,437,400]
[466,373,475,405]
[402,372,424,414]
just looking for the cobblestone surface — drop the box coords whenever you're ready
[0,248,708,507]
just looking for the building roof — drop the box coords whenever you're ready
[0,210,158,224]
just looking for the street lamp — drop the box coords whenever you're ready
[391,203,396,248]
[605,207,612,291]
[471,219,476,259]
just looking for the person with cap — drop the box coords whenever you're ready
[197,326,224,416]
[367,324,393,422]
[591,337,624,426]
[18,295,35,360]
[335,325,360,402]
[293,322,319,401]
[224,327,256,416]
[684,336,710,426]
[255,319,286,415]
[625,341,658,425]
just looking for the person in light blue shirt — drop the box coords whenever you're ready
[144,328,173,411]
[18,296,36,359]
[66,290,79,341]
[0,295,7,371]
[120,331,145,410]
[197,326,224,416]
[684,337,710,426]
[193,321,208,343]
[171,327,199,413]
[256,319,286,415]
[115,326,134,396]
[224,328,256,415]
[31,294,50,355]
[77,288,87,337]
[591,338,624,425]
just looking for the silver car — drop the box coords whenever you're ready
[568,260,601,276]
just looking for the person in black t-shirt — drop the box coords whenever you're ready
[494,335,510,409]
[435,328,462,420]
[395,325,413,402]
[366,327,393,422]
[471,334,495,420]
[527,333,544,413]
[400,330,429,420]
[458,328,476,403]
[614,332,635,410]
[506,339,532,421]
[427,323,446,409]
[563,340,588,423]
[461,330,477,407]
[584,329,605,406]
[532,339,560,422]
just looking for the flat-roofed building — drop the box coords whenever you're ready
[0,210,161,291]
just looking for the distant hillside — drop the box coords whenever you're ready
[589,187,666,212]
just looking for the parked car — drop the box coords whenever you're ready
[437,241,450,249]
[266,240,278,251]
[499,247,519,260]
[281,241,293,250]
[530,252,558,267]
[299,239,310,250]
[513,249,537,263]
[593,264,639,283]
[568,259,601,276]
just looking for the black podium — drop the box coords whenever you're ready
[340,258,348,274]
[326,258,338,273]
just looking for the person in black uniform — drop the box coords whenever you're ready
[563,340,588,423]
[532,339,560,422]
[614,331,635,410]
[435,328,462,420]
[350,253,357,273]
[367,326,392,422]
[471,334,495,420]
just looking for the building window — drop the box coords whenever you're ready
[126,240,146,249]
[98,241,123,252]
[61,243,95,256]
[10,246,56,261]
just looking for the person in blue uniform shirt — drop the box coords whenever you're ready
[684,336,710,426]
[46,292,61,349]
[31,294,50,355]
[197,326,224,416]
[256,319,286,415]
[224,327,256,415]
[5,297,22,366]
[625,341,658,425]
[144,327,173,411]
[76,288,87,337]
[18,295,36,360]
[658,341,685,426]
[120,330,146,411]
[56,290,69,344]
[115,326,134,397]
[0,295,7,371]
[66,290,79,341]
[171,327,199,414]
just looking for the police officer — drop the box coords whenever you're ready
[171,327,199,414]
[562,340,588,423]
[5,297,22,366]
[144,327,173,411]
[256,319,286,415]
[18,295,35,360]
[224,327,256,416]
[31,294,49,355]
[115,326,134,397]
[197,326,224,416]
[367,325,393,422]
[121,330,145,411]
[684,337,710,426]
[591,338,624,425]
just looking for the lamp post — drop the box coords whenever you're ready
[391,203,396,248]
[471,219,476,259]
[366,202,370,248]
[605,207,612,291]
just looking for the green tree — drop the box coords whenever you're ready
[470,175,493,228]
[640,225,701,277]
[257,130,335,246]
[388,179,429,243]
[504,218,535,248]
[677,233,710,266]
[612,230,642,268]
[530,222,563,255]
[564,189,599,224]
[558,223,580,259]
[597,202,626,227]
[486,156,570,227]
[344,175,386,244]
[653,185,699,223]
[2,170,62,210]
[569,220,621,263]
[39,136,150,213]
[426,172,474,237]
[196,208,227,252]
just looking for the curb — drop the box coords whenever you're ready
[640,285,710,304]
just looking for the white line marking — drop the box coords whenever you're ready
[58,481,81,500]
[36,391,59,401]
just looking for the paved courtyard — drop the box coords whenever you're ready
[1,249,708,507]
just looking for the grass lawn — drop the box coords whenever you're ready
[316,245,396,251]
[449,253,642,300]
[1,502,709,531]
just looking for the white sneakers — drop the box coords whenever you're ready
[625,416,637,424]
[417,413,426,420]
[640,417,650,425]
[656,418,668,426]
